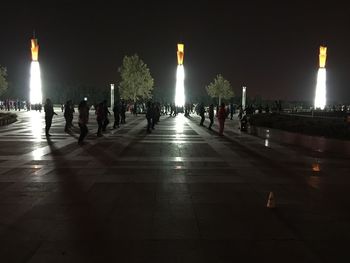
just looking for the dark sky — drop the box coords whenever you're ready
[1,1,350,103]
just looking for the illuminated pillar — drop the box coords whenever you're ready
[111,84,115,108]
[177,44,184,65]
[29,36,42,105]
[314,46,327,109]
[175,43,185,107]
[242,86,246,110]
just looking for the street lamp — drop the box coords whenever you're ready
[242,86,247,110]
[111,84,115,109]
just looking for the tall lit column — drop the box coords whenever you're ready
[111,84,115,108]
[314,46,327,109]
[29,35,42,105]
[175,43,185,107]
[242,86,246,110]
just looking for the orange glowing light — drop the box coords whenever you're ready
[319,46,327,68]
[31,39,39,61]
[177,43,184,65]
[312,163,321,172]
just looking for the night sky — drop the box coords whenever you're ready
[1,1,350,103]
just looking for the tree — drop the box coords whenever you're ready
[206,74,234,105]
[118,54,154,102]
[0,65,8,97]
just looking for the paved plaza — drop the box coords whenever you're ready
[0,109,349,262]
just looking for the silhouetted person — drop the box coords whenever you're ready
[113,101,121,129]
[146,101,154,133]
[44,98,57,136]
[199,103,205,126]
[64,100,74,132]
[120,100,126,124]
[96,102,104,137]
[154,102,160,124]
[133,102,138,116]
[230,103,235,120]
[208,104,214,130]
[102,100,110,131]
[240,114,248,132]
[218,102,226,136]
[78,100,89,144]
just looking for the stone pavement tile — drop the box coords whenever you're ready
[156,182,189,193]
[248,240,320,263]
[103,167,161,176]
[0,204,34,225]
[26,241,128,263]
[0,182,13,191]
[87,183,127,204]
[188,182,257,194]
[156,192,193,205]
[36,185,94,205]
[3,182,60,193]
[184,168,238,176]
[156,185,192,204]
[0,239,43,263]
[308,240,350,262]
[199,240,320,263]
[194,203,296,240]
[104,218,153,240]
[190,189,260,205]
[0,168,39,180]
[129,240,207,263]
[95,173,165,183]
[0,218,54,241]
[0,142,42,155]
[115,183,157,205]
[26,240,212,263]
[152,203,199,239]
[0,189,49,205]
[186,175,249,184]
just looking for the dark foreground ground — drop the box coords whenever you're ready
[0,109,349,262]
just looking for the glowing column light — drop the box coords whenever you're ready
[242,86,247,110]
[111,84,115,108]
[29,36,42,105]
[175,43,185,107]
[314,46,327,109]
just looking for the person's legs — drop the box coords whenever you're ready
[97,120,103,136]
[64,117,69,132]
[209,118,213,130]
[102,118,109,131]
[147,118,152,132]
[219,120,224,135]
[200,115,205,126]
[78,124,88,143]
[45,117,52,135]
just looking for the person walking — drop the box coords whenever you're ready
[101,100,110,131]
[78,99,89,145]
[230,103,235,120]
[208,104,214,130]
[120,100,126,124]
[199,103,205,126]
[218,102,226,136]
[96,102,104,137]
[113,100,121,129]
[44,98,57,136]
[146,101,154,133]
[64,100,74,132]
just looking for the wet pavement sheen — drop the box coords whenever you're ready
[0,110,349,262]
